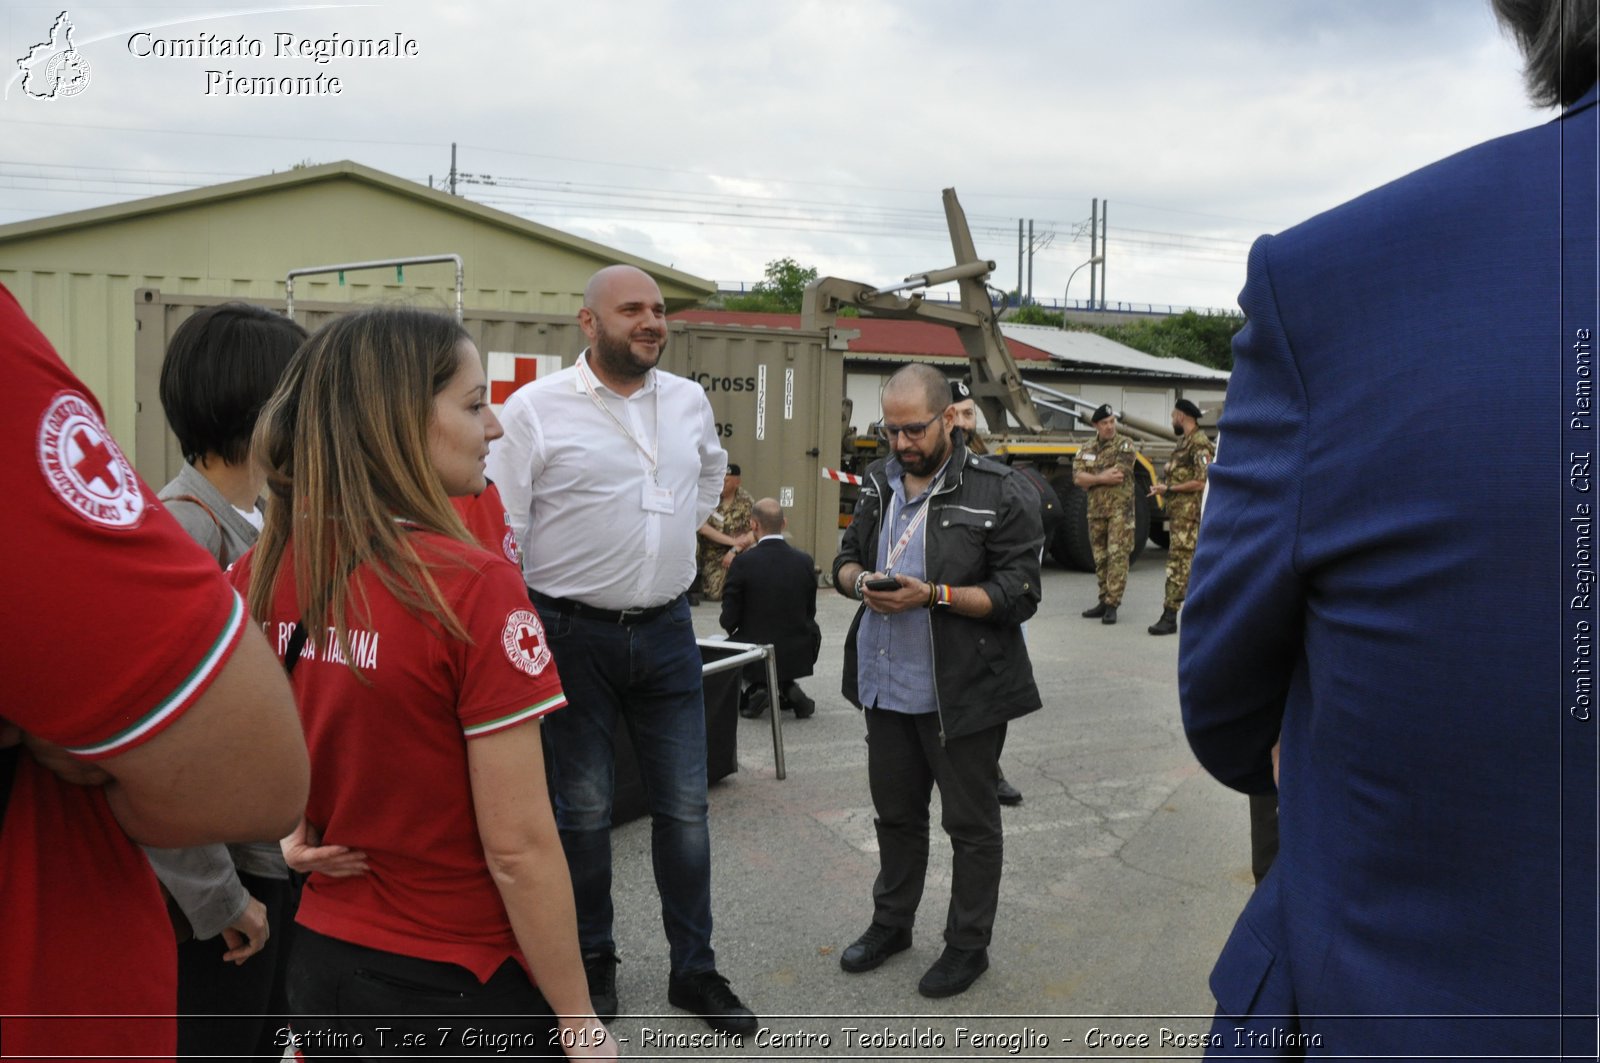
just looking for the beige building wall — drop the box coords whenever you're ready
[0,162,713,462]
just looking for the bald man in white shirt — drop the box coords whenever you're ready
[487,265,756,1039]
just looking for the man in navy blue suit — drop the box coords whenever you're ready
[720,498,821,719]
[1179,1,1597,1056]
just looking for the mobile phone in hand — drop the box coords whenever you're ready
[865,576,902,592]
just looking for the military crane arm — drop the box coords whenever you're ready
[800,188,1044,434]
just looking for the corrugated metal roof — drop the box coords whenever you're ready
[1000,323,1232,381]
[670,309,1054,362]
[0,160,716,298]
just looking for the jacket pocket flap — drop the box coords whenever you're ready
[1209,915,1277,1020]
[934,505,998,531]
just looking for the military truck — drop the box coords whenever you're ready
[805,189,1193,571]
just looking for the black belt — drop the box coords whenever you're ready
[529,589,679,626]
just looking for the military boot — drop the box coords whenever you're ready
[1148,607,1178,636]
[1081,600,1108,619]
[1101,604,1118,625]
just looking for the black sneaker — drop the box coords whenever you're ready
[582,950,619,1022]
[667,969,757,1038]
[784,683,816,719]
[740,686,770,719]
[996,775,1023,807]
[839,921,912,972]
[917,945,989,998]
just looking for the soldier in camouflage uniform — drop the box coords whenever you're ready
[1147,398,1214,635]
[1073,404,1137,625]
[696,463,756,602]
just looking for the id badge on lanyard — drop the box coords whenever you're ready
[643,482,675,514]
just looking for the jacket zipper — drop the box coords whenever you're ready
[924,468,963,746]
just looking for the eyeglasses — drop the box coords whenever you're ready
[873,419,937,443]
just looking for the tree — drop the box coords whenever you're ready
[1091,311,1243,371]
[1009,304,1061,327]
[1000,307,1243,370]
[723,258,819,313]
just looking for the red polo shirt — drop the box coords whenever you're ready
[232,532,563,980]
[0,284,247,1061]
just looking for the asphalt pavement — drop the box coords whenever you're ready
[599,548,1258,1061]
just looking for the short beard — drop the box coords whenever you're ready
[898,427,951,479]
[591,317,666,381]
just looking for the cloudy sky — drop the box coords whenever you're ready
[1,0,1549,311]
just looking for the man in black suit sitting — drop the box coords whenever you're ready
[720,498,821,719]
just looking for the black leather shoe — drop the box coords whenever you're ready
[917,946,989,998]
[1082,600,1108,618]
[667,969,757,1038]
[996,775,1023,806]
[784,683,816,719]
[686,592,703,607]
[739,687,769,719]
[839,922,912,973]
[1101,605,1118,625]
[582,950,619,1022]
[1148,607,1178,635]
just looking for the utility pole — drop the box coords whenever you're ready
[449,143,458,196]
[1100,201,1108,310]
[1016,220,1024,307]
[1089,199,1098,310]
[1026,219,1034,305]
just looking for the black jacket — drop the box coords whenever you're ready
[832,440,1044,740]
[720,537,820,684]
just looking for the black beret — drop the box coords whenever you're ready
[950,378,972,403]
[1174,398,1203,420]
[1090,403,1115,424]
[726,463,741,476]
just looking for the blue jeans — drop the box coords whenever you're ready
[534,595,716,976]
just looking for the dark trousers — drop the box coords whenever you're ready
[534,595,716,976]
[175,871,295,1062]
[285,928,560,1060]
[1249,793,1280,885]
[864,708,1005,950]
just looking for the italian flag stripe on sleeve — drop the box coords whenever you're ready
[463,693,568,739]
[68,590,248,758]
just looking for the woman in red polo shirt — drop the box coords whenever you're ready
[236,306,612,1061]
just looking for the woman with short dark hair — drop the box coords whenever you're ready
[147,300,306,1061]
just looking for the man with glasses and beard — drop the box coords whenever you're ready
[487,265,757,1038]
[831,364,1043,999]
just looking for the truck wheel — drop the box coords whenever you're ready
[1129,484,1150,566]
[1050,478,1095,572]
[1128,466,1154,565]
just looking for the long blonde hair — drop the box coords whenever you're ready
[248,306,478,666]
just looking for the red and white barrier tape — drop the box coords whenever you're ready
[820,467,863,485]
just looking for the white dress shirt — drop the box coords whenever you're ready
[487,351,727,610]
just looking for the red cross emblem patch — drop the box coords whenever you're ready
[501,608,552,677]
[37,391,145,529]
